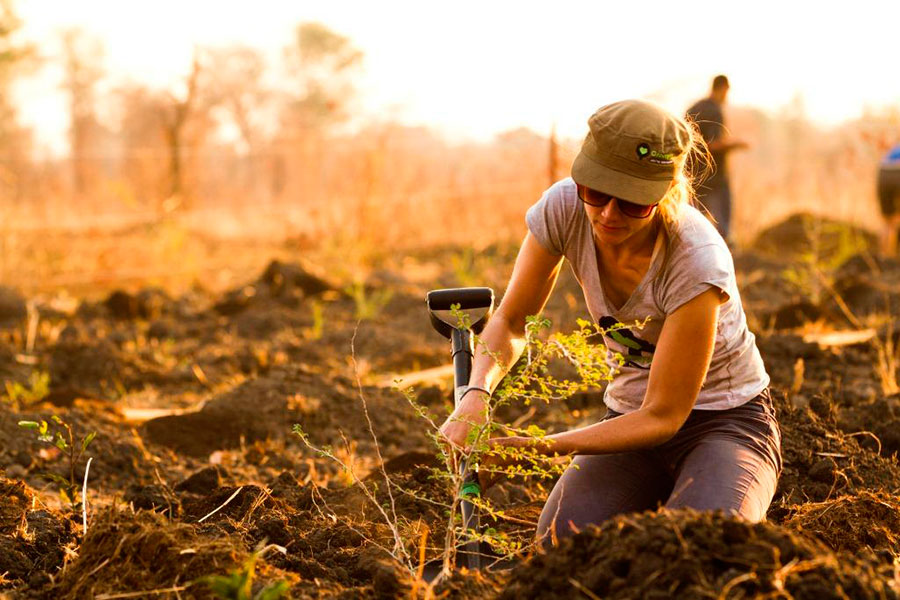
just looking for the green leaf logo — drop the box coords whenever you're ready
[636,143,651,159]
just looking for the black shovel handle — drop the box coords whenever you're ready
[426,287,494,311]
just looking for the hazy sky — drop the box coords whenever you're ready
[14,0,900,154]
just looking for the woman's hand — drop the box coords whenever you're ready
[438,389,491,450]
[477,436,545,489]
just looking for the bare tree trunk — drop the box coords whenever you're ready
[159,54,201,213]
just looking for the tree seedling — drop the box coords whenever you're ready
[18,415,97,512]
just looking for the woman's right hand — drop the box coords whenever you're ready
[439,389,491,450]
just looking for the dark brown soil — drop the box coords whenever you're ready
[1,215,900,598]
[498,510,897,600]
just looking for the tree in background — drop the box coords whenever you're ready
[202,45,273,201]
[277,23,363,203]
[60,28,105,197]
[282,22,362,128]
[157,51,204,212]
[0,0,35,202]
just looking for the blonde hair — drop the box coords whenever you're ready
[655,116,712,227]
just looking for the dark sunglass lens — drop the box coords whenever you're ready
[582,188,612,207]
[619,200,653,218]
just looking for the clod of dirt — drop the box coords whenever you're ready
[499,509,897,600]
[146,318,180,340]
[104,288,174,320]
[259,259,336,298]
[835,252,900,281]
[0,478,73,589]
[0,478,33,533]
[836,394,900,458]
[175,466,229,495]
[765,300,825,330]
[43,386,94,408]
[214,285,259,316]
[0,286,26,327]
[825,274,900,320]
[124,484,178,516]
[784,490,900,556]
[181,485,286,524]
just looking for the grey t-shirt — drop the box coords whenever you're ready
[525,178,769,413]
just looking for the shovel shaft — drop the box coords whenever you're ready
[450,327,482,570]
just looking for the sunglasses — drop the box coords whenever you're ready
[577,186,658,219]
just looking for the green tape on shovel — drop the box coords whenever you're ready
[461,480,481,499]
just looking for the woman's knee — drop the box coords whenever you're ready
[666,442,779,522]
[535,453,670,544]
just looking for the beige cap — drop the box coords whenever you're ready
[571,99,691,206]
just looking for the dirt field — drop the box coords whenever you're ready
[1,212,900,599]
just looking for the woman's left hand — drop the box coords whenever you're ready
[476,436,536,490]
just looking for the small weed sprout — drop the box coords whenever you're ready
[200,543,290,600]
[450,248,493,288]
[345,280,394,321]
[293,309,626,583]
[18,415,97,512]
[3,370,50,408]
[304,300,325,340]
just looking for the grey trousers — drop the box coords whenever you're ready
[536,390,782,543]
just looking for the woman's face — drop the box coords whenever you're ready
[578,185,659,248]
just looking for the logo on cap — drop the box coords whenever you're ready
[636,143,651,159]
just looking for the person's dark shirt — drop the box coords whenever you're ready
[687,98,727,190]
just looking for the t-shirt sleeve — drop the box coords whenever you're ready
[525,182,577,256]
[659,242,733,314]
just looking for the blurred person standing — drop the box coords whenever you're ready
[686,75,748,243]
[878,143,900,256]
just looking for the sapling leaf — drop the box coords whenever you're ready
[82,431,97,451]
[18,420,39,429]
[44,472,69,486]
[257,581,291,599]
[51,415,63,425]
[54,436,67,451]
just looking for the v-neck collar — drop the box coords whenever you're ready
[590,224,666,315]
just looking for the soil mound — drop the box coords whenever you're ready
[259,259,337,298]
[772,390,900,507]
[49,338,122,397]
[500,509,896,600]
[50,508,249,599]
[141,370,300,456]
[213,259,337,316]
[784,490,900,556]
[751,213,875,263]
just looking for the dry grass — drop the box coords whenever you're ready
[1,106,897,297]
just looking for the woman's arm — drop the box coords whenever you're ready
[439,233,564,448]
[500,286,723,456]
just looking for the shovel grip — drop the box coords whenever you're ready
[427,287,494,311]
